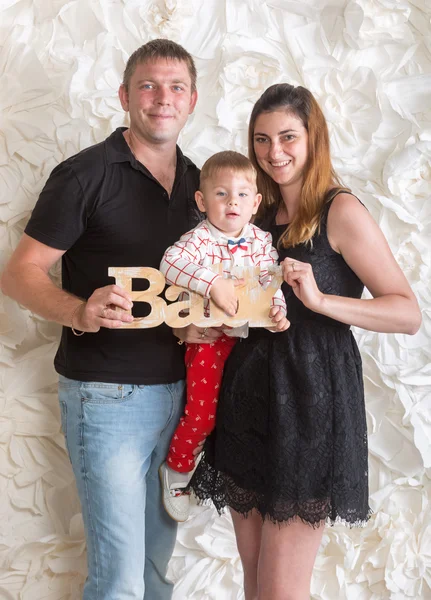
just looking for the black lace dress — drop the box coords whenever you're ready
[189,196,371,527]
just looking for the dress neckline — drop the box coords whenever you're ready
[272,221,290,228]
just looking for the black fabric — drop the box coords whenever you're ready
[25,127,201,384]
[190,194,371,526]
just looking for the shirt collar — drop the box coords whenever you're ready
[105,127,194,176]
[206,220,252,242]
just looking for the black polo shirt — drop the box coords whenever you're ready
[25,127,201,384]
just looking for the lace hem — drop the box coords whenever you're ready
[189,455,372,529]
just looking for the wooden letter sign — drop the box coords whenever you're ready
[108,265,283,329]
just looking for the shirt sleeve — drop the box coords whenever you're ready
[24,161,87,250]
[160,229,221,297]
[270,289,287,316]
[253,231,279,270]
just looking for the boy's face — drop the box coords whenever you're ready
[195,169,262,237]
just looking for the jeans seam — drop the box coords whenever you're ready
[148,382,184,476]
[81,382,128,389]
[80,398,99,599]
[162,381,184,433]
[59,400,71,460]
[164,384,176,430]
[80,385,137,405]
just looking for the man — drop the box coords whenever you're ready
[1,39,210,600]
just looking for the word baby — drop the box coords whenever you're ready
[108,265,283,329]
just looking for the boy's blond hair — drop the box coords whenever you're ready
[199,151,257,189]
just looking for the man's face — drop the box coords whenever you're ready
[119,58,197,145]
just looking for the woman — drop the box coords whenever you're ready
[188,84,421,600]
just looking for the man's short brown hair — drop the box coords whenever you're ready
[200,151,257,189]
[122,38,197,91]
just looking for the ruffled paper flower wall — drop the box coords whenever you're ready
[0,0,430,598]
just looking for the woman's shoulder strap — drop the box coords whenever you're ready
[322,189,365,221]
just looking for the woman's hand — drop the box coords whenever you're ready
[281,259,324,312]
[173,324,223,344]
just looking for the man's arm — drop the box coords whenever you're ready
[1,234,133,331]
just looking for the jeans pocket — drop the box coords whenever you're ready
[80,382,137,404]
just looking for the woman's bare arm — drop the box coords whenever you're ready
[282,194,421,334]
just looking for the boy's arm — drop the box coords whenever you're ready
[161,229,239,317]
[270,289,287,315]
[160,230,221,297]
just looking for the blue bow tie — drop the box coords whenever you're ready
[227,238,247,253]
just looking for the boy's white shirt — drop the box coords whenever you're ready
[160,219,287,337]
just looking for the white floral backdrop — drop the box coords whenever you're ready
[0,0,430,598]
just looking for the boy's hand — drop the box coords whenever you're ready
[266,306,290,332]
[210,277,242,316]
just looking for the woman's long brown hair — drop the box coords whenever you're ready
[248,84,348,248]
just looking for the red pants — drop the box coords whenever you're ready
[166,336,237,473]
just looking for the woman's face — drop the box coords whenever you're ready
[253,110,308,188]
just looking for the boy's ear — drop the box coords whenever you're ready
[195,190,206,213]
[252,193,262,215]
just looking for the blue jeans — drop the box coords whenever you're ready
[58,375,186,600]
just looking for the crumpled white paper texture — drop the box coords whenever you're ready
[0,0,430,598]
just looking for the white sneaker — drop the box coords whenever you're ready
[159,462,191,522]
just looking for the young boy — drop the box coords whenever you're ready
[159,151,287,521]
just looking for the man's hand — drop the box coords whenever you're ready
[209,277,243,316]
[173,324,223,344]
[74,285,134,332]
